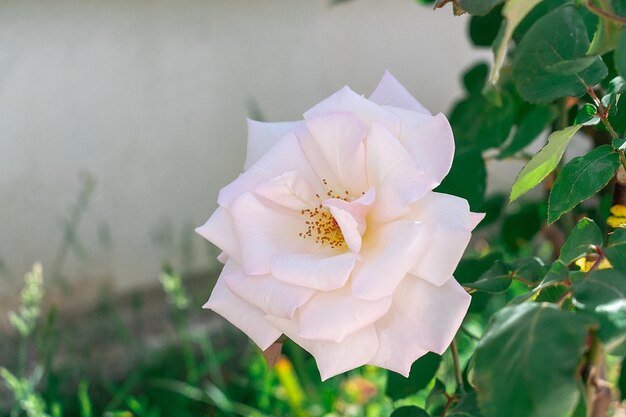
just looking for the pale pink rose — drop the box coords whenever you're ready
[197,72,483,380]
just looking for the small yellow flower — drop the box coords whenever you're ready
[607,216,626,228]
[575,256,612,272]
[607,205,626,228]
[610,204,626,217]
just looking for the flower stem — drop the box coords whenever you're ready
[450,339,464,394]
[586,0,626,24]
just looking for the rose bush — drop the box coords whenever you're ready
[196,72,483,380]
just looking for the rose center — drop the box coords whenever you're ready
[298,205,346,249]
[297,179,362,249]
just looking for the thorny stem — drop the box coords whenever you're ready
[587,339,612,417]
[586,0,626,25]
[450,339,465,394]
[588,246,607,272]
[587,87,626,208]
[441,393,457,417]
[510,273,534,287]
[586,86,619,139]
[556,290,573,307]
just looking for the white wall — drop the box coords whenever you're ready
[0,0,489,297]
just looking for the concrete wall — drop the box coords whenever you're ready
[0,0,489,298]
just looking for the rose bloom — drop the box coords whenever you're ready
[197,72,483,380]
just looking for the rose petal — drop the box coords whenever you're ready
[386,107,455,189]
[230,192,318,275]
[267,314,379,381]
[255,171,319,211]
[219,133,320,208]
[408,192,474,286]
[324,188,375,253]
[303,85,400,136]
[304,112,368,193]
[369,277,470,375]
[271,252,357,291]
[195,206,241,262]
[244,119,303,169]
[204,266,282,350]
[223,261,315,318]
[469,212,486,230]
[365,123,430,223]
[297,286,392,343]
[369,71,431,115]
[351,220,425,300]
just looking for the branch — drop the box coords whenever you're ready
[586,0,626,25]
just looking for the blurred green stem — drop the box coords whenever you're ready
[451,339,464,394]
[16,336,27,379]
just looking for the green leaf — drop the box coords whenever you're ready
[512,5,608,103]
[588,0,622,55]
[541,260,570,285]
[559,218,603,264]
[474,303,595,417]
[609,228,626,246]
[464,261,512,293]
[457,0,504,16]
[499,105,559,158]
[614,28,626,79]
[548,145,621,223]
[602,92,619,116]
[613,137,626,151]
[455,252,503,285]
[385,352,441,401]
[390,406,431,417]
[449,90,517,150]
[574,104,600,126]
[489,0,542,85]
[511,257,546,284]
[470,6,504,47]
[510,125,581,202]
[609,76,626,94]
[436,146,486,210]
[463,63,489,94]
[572,269,626,350]
[606,227,626,273]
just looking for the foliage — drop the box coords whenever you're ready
[4,1,626,417]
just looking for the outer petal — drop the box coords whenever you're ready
[365,123,430,223]
[271,252,357,291]
[223,264,315,319]
[408,192,475,286]
[386,107,455,189]
[305,112,369,193]
[369,71,431,115]
[303,85,400,137]
[469,212,486,230]
[369,277,470,375]
[195,206,241,262]
[244,119,303,169]
[204,267,282,351]
[267,314,379,381]
[230,192,317,275]
[351,220,425,300]
[218,133,321,208]
[297,286,392,343]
